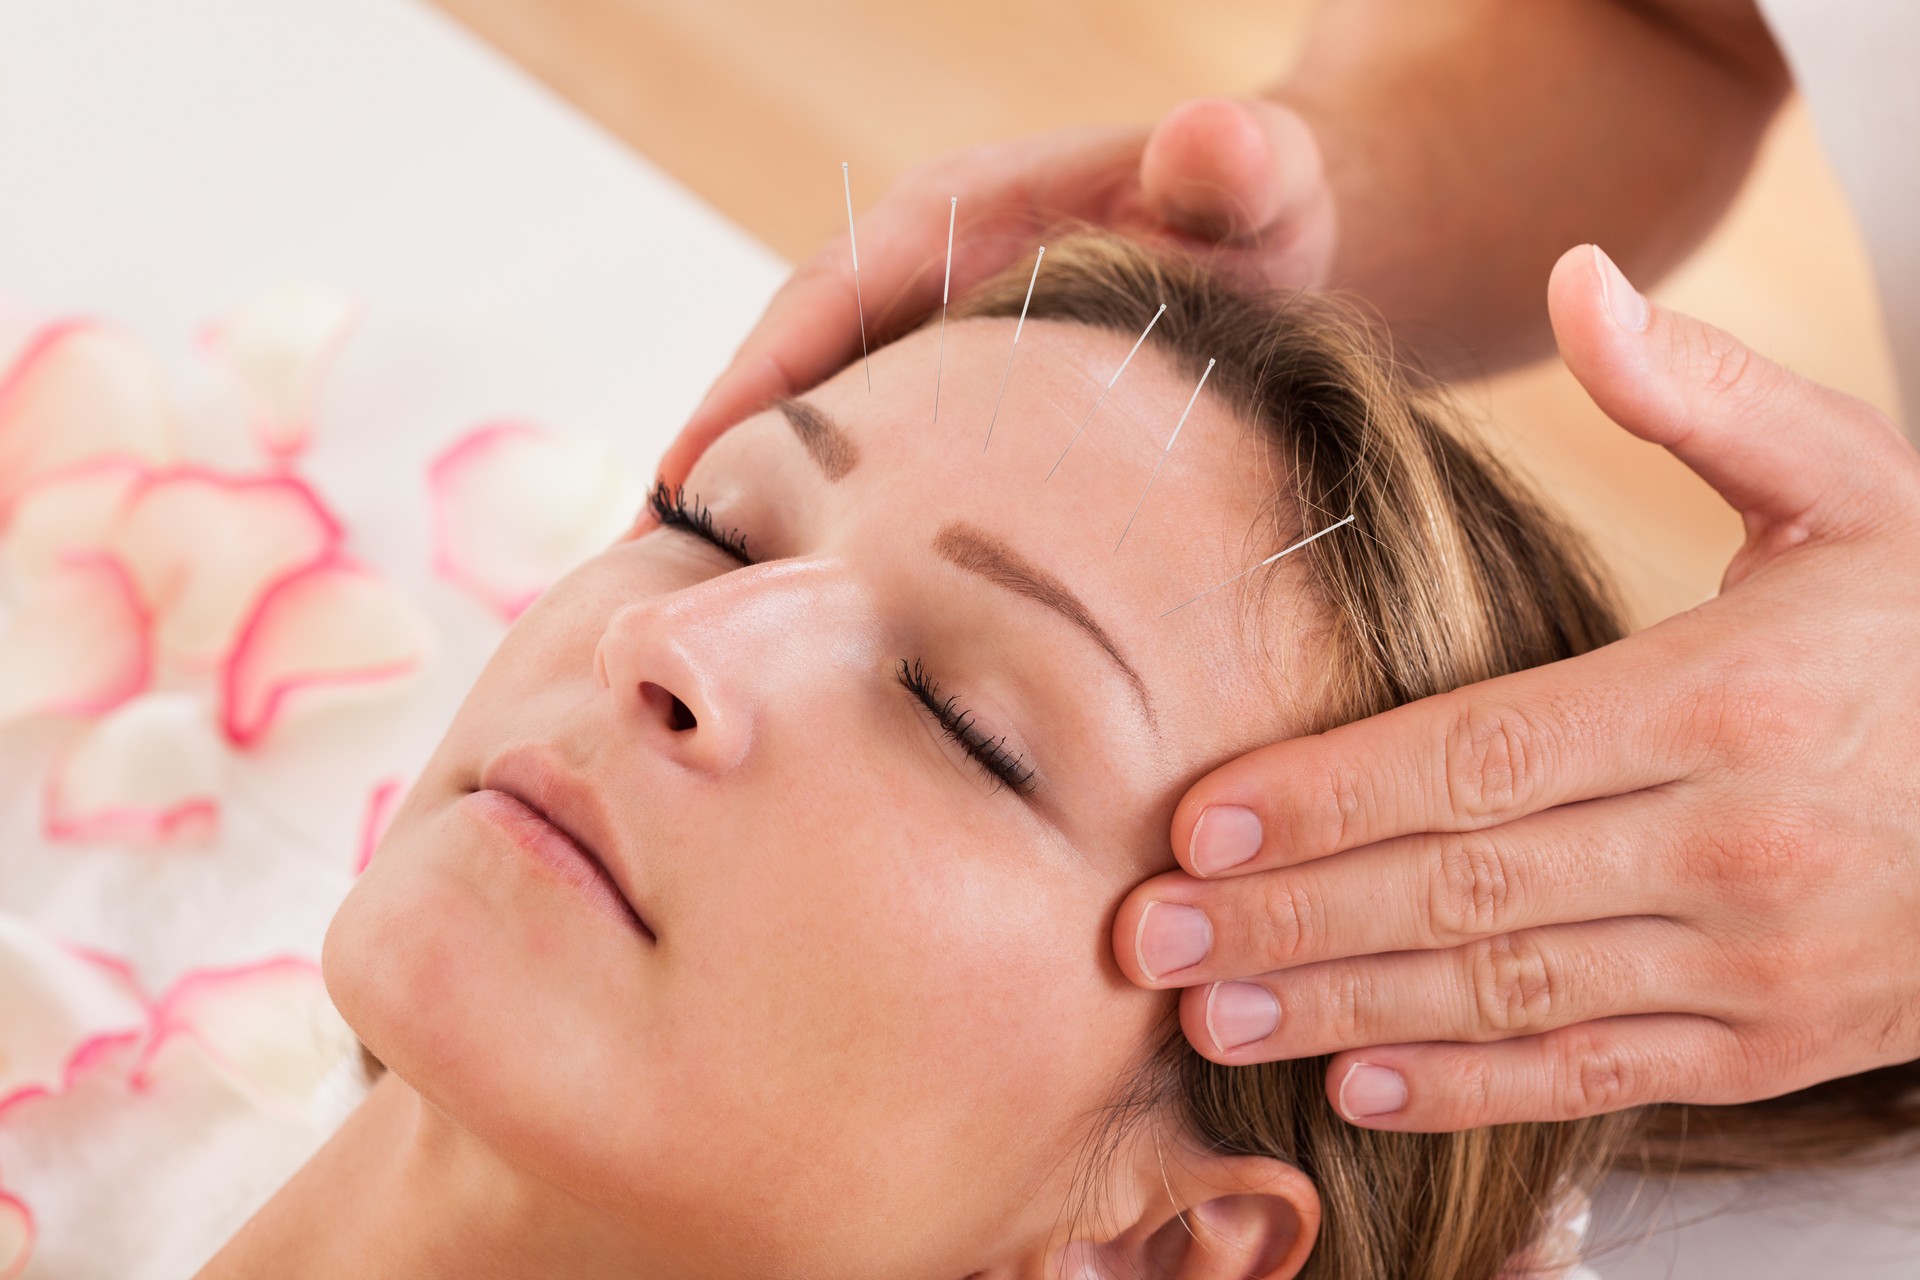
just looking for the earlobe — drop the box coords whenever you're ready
[1047,1134,1319,1280]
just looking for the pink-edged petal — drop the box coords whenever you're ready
[429,422,645,620]
[1,457,148,593]
[354,776,405,875]
[0,553,151,726]
[43,693,225,846]
[109,467,343,668]
[0,914,148,1121]
[219,555,433,748]
[129,956,355,1122]
[200,285,357,460]
[0,1186,29,1280]
[0,322,173,526]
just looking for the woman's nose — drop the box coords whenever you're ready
[590,563,872,776]
[594,600,752,774]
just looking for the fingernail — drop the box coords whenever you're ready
[1592,245,1648,332]
[1135,901,1212,981]
[1338,1062,1408,1120]
[1205,981,1280,1052]
[1190,804,1262,875]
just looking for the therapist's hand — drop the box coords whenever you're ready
[1115,244,1920,1130]
[657,97,1335,484]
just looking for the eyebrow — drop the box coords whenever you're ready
[776,397,859,481]
[933,522,1156,728]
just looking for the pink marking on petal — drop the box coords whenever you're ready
[219,554,433,748]
[106,465,346,668]
[0,552,152,727]
[0,321,174,527]
[199,285,358,462]
[2,456,149,591]
[41,693,225,847]
[0,1187,32,1280]
[129,955,352,1119]
[0,921,148,1121]
[354,776,405,875]
[428,421,644,621]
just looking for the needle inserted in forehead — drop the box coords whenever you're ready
[842,162,870,392]
[1115,358,1213,553]
[1045,302,1166,481]
[982,245,1045,451]
[1159,514,1356,618]
[933,196,956,421]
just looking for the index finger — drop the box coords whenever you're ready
[1173,619,1715,876]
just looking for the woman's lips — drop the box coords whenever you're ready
[465,788,655,940]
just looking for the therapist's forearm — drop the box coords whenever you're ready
[1272,0,1790,372]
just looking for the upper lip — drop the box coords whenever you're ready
[478,743,655,940]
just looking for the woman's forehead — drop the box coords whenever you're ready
[710,316,1324,753]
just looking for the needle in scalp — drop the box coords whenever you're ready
[842,161,870,392]
[934,196,956,421]
[1159,514,1357,617]
[1115,358,1213,552]
[983,245,1045,451]
[1046,302,1167,481]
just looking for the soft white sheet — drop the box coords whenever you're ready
[0,1,1912,1276]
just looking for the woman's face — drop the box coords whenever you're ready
[324,316,1319,1278]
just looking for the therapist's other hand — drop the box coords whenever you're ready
[658,97,1335,484]
[1115,244,1920,1131]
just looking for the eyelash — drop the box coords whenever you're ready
[898,659,1036,796]
[648,482,1036,798]
[649,481,752,563]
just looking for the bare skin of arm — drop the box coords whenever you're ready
[1276,0,1792,371]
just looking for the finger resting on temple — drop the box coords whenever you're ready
[1318,1012,1748,1131]
[1180,917,1708,1066]
[1119,791,1687,987]
[1171,631,1713,877]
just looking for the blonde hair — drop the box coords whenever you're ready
[952,233,1920,1279]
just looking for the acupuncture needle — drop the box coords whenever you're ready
[983,245,1045,451]
[933,196,956,421]
[1115,358,1213,552]
[1046,303,1166,481]
[842,161,870,391]
[1160,514,1357,617]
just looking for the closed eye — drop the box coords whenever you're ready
[898,659,1036,796]
[649,482,753,564]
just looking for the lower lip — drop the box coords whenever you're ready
[465,789,652,939]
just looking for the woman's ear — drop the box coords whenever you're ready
[1048,1130,1319,1280]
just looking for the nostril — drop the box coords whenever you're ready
[639,681,698,732]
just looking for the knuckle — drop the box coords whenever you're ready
[1251,877,1322,967]
[1428,832,1516,943]
[1691,650,1794,767]
[1551,1028,1639,1119]
[1466,934,1560,1035]
[1325,964,1380,1046]
[1443,699,1544,821]
[1701,330,1759,400]
[1290,753,1366,856]
[1698,810,1812,917]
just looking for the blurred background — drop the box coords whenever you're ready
[433,0,1902,626]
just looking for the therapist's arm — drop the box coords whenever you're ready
[1275,0,1789,371]
[663,0,1788,479]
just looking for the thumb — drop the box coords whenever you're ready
[1547,243,1908,539]
[1139,97,1329,251]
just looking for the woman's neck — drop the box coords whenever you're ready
[195,1069,641,1279]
